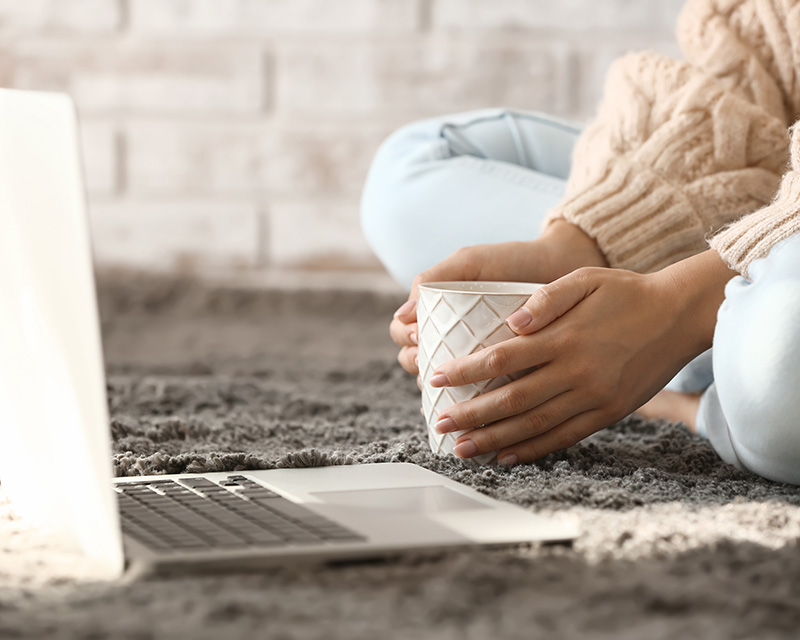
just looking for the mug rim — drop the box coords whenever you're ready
[418,280,542,295]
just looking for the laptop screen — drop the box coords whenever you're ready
[0,89,124,577]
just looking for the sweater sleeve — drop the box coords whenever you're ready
[543,0,796,274]
[710,123,800,276]
[682,0,800,277]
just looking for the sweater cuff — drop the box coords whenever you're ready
[709,173,800,278]
[544,158,709,273]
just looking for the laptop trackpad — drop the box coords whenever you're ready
[310,486,490,514]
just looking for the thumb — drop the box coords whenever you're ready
[505,268,602,335]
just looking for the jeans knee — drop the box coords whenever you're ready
[360,119,447,288]
[713,245,800,483]
[361,123,418,228]
[716,341,800,483]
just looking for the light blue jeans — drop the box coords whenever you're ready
[361,109,581,289]
[361,108,800,485]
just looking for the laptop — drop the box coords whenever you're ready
[0,88,578,578]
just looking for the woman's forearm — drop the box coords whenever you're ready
[430,247,740,464]
[652,249,739,359]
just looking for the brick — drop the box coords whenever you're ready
[276,41,569,115]
[266,200,379,269]
[129,0,420,34]
[46,0,121,32]
[574,40,683,119]
[0,0,120,34]
[432,0,686,31]
[125,121,392,196]
[80,121,117,196]
[9,42,263,113]
[89,202,259,272]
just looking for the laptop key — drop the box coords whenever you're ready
[242,531,285,546]
[240,488,282,499]
[178,477,220,490]
[121,525,170,551]
[117,478,365,553]
[253,499,320,522]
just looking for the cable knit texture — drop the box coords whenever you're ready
[545,0,800,276]
[710,123,800,272]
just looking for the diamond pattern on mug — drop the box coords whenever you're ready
[428,295,459,335]
[484,323,515,347]
[417,286,538,464]
[428,342,456,372]
[442,320,480,357]
[462,298,503,342]
[432,387,459,418]
[447,383,480,404]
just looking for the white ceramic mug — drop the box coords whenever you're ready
[417,281,542,464]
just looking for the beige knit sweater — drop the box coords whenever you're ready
[546,0,800,277]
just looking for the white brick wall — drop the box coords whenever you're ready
[80,121,118,195]
[0,0,120,34]
[129,0,422,34]
[89,202,260,272]
[10,42,264,113]
[0,0,685,276]
[275,41,570,116]
[432,0,685,31]
[125,121,392,195]
[267,201,377,269]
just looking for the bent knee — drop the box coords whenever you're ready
[722,402,800,485]
[361,116,446,225]
[364,117,448,189]
[714,267,800,483]
[360,119,449,289]
[361,117,471,288]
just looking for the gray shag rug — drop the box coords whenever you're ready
[2,271,800,639]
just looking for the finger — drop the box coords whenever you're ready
[495,409,606,465]
[435,366,569,432]
[430,335,552,387]
[397,346,419,375]
[409,246,481,299]
[505,267,604,335]
[450,390,587,460]
[390,317,418,348]
[393,298,418,324]
[410,265,463,301]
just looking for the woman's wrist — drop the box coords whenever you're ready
[534,219,609,281]
[651,249,738,357]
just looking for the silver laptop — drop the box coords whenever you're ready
[0,88,578,578]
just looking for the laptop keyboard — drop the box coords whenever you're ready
[115,475,365,553]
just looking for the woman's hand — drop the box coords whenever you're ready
[428,250,736,465]
[390,221,608,377]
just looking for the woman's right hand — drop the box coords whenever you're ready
[390,220,608,376]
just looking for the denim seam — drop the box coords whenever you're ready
[439,110,582,139]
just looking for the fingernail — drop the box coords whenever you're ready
[414,356,419,368]
[506,308,533,331]
[430,373,450,387]
[394,299,417,318]
[498,454,518,467]
[454,439,478,458]
[435,417,457,433]
[409,331,418,345]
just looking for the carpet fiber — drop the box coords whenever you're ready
[2,273,800,639]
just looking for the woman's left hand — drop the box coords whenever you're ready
[430,252,735,465]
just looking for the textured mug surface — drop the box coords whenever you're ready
[417,281,543,464]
